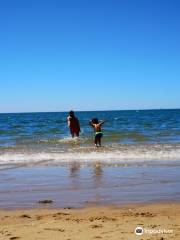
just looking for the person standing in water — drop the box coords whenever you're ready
[67,111,81,138]
[89,118,106,147]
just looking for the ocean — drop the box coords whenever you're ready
[0,109,180,169]
[0,109,180,208]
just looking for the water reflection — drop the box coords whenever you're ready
[92,163,103,187]
[69,162,80,178]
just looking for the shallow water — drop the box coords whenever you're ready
[0,110,180,168]
[0,165,180,209]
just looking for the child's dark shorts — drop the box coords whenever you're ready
[95,132,103,138]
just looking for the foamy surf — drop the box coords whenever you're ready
[39,136,88,144]
[0,144,180,169]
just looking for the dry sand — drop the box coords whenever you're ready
[0,203,180,240]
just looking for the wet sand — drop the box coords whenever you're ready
[0,164,180,239]
[0,164,180,209]
[0,203,180,240]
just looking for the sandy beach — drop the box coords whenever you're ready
[0,203,180,240]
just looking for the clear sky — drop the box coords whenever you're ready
[1,0,180,113]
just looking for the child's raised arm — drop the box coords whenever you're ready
[99,120,106,126]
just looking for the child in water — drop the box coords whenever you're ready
[89,118,106,147]
[67,111,81,138]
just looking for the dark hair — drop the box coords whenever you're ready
[69,110,75,117]
[92,118,99,124]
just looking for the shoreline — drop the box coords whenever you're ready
[0,202,180,240]
[1,164,180,209]
[1,199,180,211]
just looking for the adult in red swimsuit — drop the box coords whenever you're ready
[67,111,81,137]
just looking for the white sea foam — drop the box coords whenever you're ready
[40,136,86,144]
[57,137,82,143]
[0,144,180,168]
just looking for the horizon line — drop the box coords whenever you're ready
[0,107,180,114]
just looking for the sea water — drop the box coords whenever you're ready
[0,110,180,208]
[0,109,180,169]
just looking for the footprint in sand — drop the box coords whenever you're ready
[91,224,103,229]
[20,214,31,219]
[0,229,12,237]
[44,227,65,232]
[53,212,70,218]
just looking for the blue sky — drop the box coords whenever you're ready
[1,0,180,112]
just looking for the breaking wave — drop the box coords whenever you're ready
[0,143,180,169]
